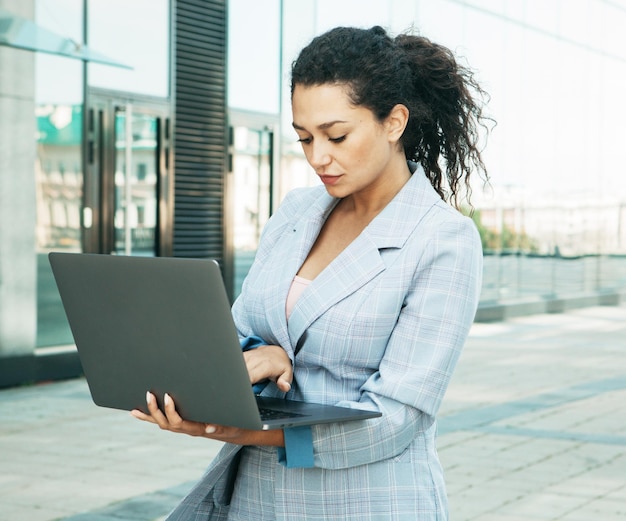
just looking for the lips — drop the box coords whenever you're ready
[319,175,341,186]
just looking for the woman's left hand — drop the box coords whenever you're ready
[131,391,284,447]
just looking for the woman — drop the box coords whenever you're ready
[133,25,490,520]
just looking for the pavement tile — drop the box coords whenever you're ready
[500,491,595,518]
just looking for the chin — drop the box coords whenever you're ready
[322,185,349,198]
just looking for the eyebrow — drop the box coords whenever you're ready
[292,120,348,131]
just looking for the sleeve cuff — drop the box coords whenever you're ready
[240,335,266,351]
[277,426,314,468]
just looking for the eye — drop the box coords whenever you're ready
[329,135,346,143]
[297,137,312,145]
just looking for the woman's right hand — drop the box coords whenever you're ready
[243,344,293,392]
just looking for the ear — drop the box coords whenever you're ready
[385,104,409,143]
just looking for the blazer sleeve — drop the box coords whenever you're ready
[305,215,483,469]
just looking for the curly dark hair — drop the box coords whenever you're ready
[291,26,491,208]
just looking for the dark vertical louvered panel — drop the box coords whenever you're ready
[173,0,227,262]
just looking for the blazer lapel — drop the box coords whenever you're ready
[287,167,441,349]
[262,189,339,355]
[286,232,385,349]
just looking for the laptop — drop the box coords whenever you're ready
[48,252,381,430]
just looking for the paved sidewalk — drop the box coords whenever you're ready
[1,305,625,520]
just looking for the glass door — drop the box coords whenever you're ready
[84,92,172,257]
[113,106,159,255]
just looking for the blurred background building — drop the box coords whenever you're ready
[1,0,625,387]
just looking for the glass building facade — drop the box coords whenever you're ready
[1,0,625,386]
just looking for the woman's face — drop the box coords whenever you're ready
[291,83,406,200]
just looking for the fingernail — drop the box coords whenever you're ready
[205,425,216,434]
[146,391,152,404]
[164,393,171,406]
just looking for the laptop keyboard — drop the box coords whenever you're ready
[258,408,307,421]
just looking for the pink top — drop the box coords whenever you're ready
[286,275,311,320]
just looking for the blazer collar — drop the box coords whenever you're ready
[362,162,441,249]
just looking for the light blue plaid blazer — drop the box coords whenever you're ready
[167,166,483,520]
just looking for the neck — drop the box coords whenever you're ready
[343,159,411,219]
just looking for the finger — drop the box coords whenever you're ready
[203,424,246,443]
[145,391,169,427]
[277,362,293,391]
[163,393,209,436]
[130,409,157,423]
[162,393,184,425]
[276,375,292,392]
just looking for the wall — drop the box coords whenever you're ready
[0,0,38,358]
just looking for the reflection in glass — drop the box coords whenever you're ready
[35,103,83,347]
[87,0,170,97]
[232,127,272,297]
[35,104,83,251]
[114,110,158,256]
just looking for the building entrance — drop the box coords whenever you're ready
[85,92,172,257]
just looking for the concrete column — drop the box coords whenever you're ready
[0,0,37,356]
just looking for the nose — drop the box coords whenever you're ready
[307,140,332,171]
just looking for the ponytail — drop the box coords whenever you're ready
[395,34,489,207]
